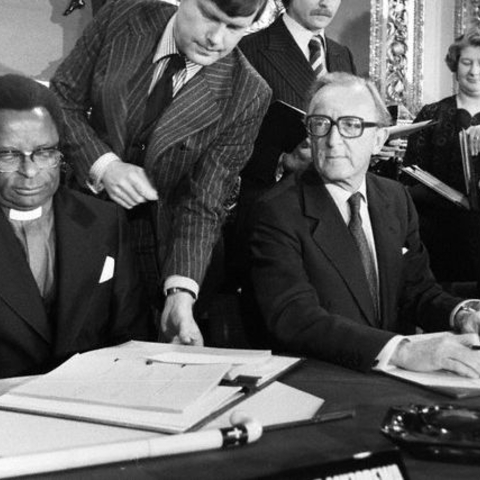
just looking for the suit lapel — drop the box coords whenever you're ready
[102,5,175,156]
[0,210,51,342]
[263,18,315,103]
[325,38,342,72]
[303,172,377,325]
[366,175,403,329]
[144,56,231,164]
[53,189,108,353]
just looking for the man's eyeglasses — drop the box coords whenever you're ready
[0,146,63,173]
[305,115,379,139]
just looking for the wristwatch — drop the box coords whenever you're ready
[165,287,197,301]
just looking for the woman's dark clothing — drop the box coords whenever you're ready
[403,95,480,290]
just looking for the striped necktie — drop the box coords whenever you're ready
[348,192,379,321]
[308,35,325,78]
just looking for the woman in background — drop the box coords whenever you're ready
[404,27,480,294]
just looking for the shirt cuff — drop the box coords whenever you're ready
[87,153,122,194]
[373,335,408,371]
[164,276,199,299]
[275,153,286,182]
[450,299,480,329]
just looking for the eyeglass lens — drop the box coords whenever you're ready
[308,116,364,138]
[0,147,62,172]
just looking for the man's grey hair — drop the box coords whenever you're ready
[307,72,392,127]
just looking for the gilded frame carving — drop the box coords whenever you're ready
[455,0,480,37]
[369,0,424,115]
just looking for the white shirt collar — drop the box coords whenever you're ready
[324,179,368,223]
[152,15,179,63]
[282,12,326,60]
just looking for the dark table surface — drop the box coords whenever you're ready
[25,359,480,480]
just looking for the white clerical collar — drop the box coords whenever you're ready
[9,206,43,221]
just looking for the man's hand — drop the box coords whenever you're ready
[102,161,158,209]
[391,333,480,378]
[454,307,480,334]
[160,292,204,345]
[280,139,312,174]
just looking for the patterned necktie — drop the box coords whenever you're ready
[308,35,325,78]
[144,53,185,129]
[348,192,379,320]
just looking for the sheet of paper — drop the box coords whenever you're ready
[202,382,324,429]
[149,351,269,366]
[376,331,480,390]
[9,355,230,413]
[0,410,159,457]
[382,368,480,389]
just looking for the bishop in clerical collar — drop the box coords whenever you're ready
[0,75,151,379]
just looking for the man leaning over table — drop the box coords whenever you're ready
[250,72,480,377]
[50,0,272,347]
[0,75,151,379]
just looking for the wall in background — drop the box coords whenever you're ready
[327,0,370,77]
[0,0,93,81]
[0,0,458,108]
[423,0,456,105]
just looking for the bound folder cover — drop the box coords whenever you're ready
[401,165,471,210]
[260,100,307,153]
[459,129,479,210]
[0,341,302,434]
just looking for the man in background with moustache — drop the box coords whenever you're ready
[231,0,356,337]
[238,0,355,200]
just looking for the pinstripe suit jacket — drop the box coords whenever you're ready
[239,15,356,188]
[51,0,271,290]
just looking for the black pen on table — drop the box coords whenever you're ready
[265,408,356,432]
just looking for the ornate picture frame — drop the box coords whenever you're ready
[369,0,425,116]
[455,0,480,37]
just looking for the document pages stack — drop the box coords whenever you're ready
[0,342,302,433]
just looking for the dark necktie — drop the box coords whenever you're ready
[348,192,379,319]
[308,36,325,78]
[144,53,185,129]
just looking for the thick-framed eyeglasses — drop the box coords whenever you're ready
[0,145,63,173]
[305,115,379,139]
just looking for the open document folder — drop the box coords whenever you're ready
[0,341,302,433]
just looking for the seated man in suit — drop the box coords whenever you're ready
[0,75,151,378]
[250,72,480,377]
[233,0,355,290]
